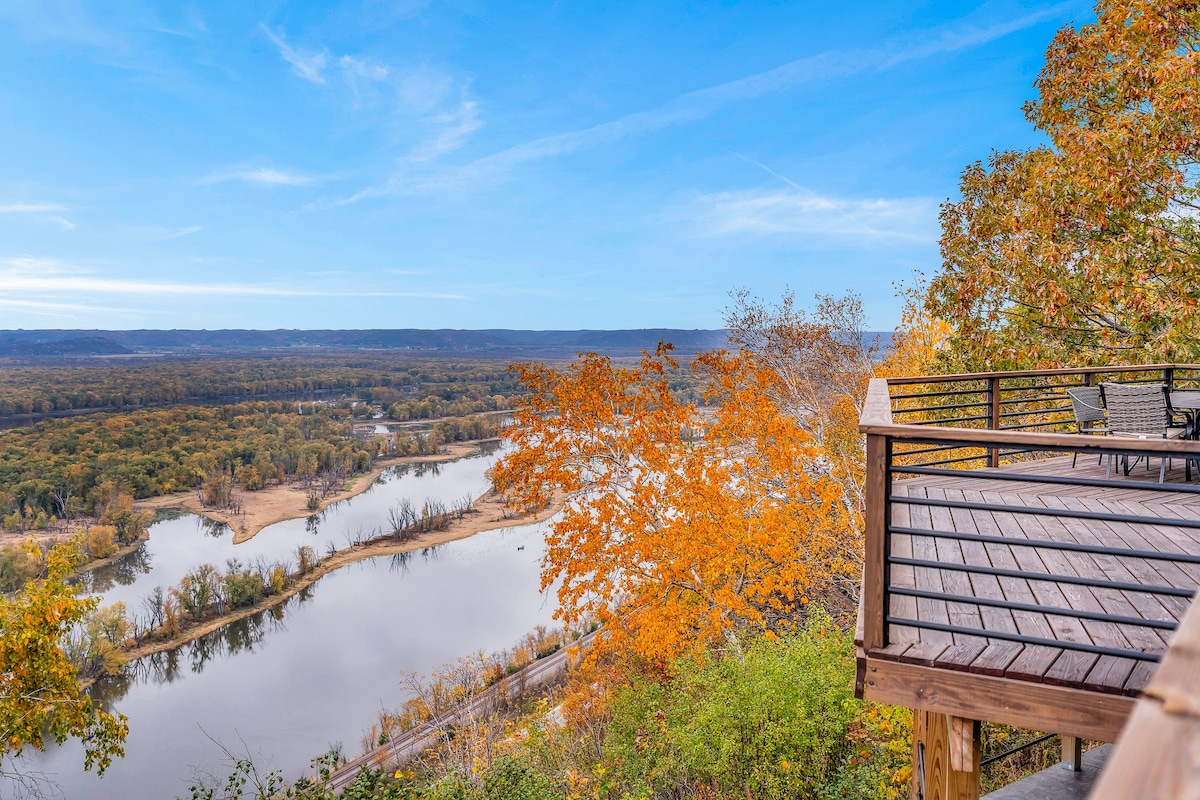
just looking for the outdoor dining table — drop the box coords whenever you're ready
[1171,391,1200,440]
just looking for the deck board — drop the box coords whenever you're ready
[873,454,1200,697]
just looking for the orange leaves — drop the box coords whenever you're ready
[930,0,1200,368]
[493,346,857,666]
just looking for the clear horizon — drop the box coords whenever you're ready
[0,1,1089,331]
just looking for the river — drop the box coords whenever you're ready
[18,444,558,799]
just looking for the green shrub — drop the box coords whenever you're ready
[604,614,861,800]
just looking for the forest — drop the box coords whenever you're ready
[0,356,522,418]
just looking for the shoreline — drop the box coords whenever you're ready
[136,439,497,543]
[85,489,561,686]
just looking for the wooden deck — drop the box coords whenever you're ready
[871,454,1200,698]
[856,368,1200,796]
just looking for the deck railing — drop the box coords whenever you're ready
[859,364,1200,678]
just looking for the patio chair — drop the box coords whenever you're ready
[1101,383,1189,482]
[1065,386,1109,468]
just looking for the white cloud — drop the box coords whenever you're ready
[0,203,75,231]
[262,26,328,85]
[0,297,132,318]
[407,101,481,163]
[332,5,1068,202]
[689,188,938,245]
[0,203,65,213]
[143,225,202,241]
[340,55,389,81]
[397,66,455,112]
[202,167,318,186]
[0,258,464,299]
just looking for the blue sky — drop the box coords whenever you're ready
[0,1,1090,331]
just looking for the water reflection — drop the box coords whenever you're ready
[199,516,231,538]
[26,521,555,800]
[80,445,503,610]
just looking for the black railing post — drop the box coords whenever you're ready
[988,377,1001,467]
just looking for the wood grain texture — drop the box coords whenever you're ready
[911,711,981,800]
[861,656,1133,742]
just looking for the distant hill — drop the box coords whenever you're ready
[0,335,130,357]
[0,329,892,359]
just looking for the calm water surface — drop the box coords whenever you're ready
[77,444,501,609]
[23,443,558,799]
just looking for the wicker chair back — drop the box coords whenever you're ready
[1066,386,1106,429]
[1102,383,1172,436]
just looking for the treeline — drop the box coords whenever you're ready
[390,416,503,458]
[0,401,377,525]
[0,357,520,418]
[386,394,510,422]
[0,487,151,588]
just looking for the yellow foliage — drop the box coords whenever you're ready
[493,345,857,664]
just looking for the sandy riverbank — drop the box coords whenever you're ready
[106,489,561,674]
[136,441,492,543]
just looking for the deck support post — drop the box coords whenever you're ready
[1062,735,1083,772]
[862,433,889,652]
[912,710,980,800]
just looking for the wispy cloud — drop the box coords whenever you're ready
[688,188,938,245]
[0,203,64,213]
[143,225,202,241]
[262,25,328,85]
[0,297,133,318]
[202,167,319,186]
[0,258,464,299]
[407,101,481,163]
[0,203,75,231]
[259,27,481,189]
[332,5,1068,202]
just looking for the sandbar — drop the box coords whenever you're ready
[136,440,494,543]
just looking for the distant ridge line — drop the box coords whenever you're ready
[0,329,892,358]
[0,328,731,357]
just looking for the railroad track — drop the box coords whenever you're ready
[325,631,596,793]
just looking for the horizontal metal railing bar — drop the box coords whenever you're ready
[888,556,1196,598]
[893,401,992,415]
[998,394,1072,406]
[888,524,1200,565]
[993,447,1045,458]
[884,364,1200,387]
[908,414,994,426]
[1003,383,1089,393]
[888,587,1180,630]
[890,464,1200,496]
[861,427,1200,456]
[999,407,1072,418]
[885,616,1163,662]
[891,387,989,401]
[889,493,1200,524]
[893,444,967,457]
[900,454,991,468]
[981,734,1058,767]
[997,421,1075,432]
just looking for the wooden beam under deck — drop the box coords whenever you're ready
[858,652,1135,743]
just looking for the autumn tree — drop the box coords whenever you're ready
[0,542,128,790]
[724,289,877,516]
[492,345,856,665]
[930,0,1200,368]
